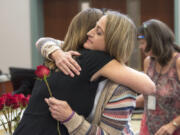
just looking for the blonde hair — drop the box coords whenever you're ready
[62,8,103,51]
[105,11,136,63]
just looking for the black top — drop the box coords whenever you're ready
[13,49,113,135]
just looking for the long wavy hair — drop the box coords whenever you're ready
[105,11,136,63]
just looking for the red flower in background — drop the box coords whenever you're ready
[0,93,31,134]
[0,96,5,110]
[14,94,28,107]
[35,65,50,79]
[26,94,31,102]
[2,93,12,106]
[9,95,19,109]
[3,94,19,109]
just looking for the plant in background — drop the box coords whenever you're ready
[0,93,30,135]
[35,65,61,135]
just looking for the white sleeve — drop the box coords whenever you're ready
[35,37,64,61]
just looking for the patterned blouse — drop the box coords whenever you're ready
[144,54,180,135]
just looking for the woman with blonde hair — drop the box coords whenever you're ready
[14,9,155,135]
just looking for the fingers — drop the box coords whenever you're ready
[44,98,49,104]
[64,52,81,75]
[155,126,170,135]
[48,106,61,121]
[67,51,81,71]
[66,58,81,76]
[45,97,73,122]
[45,97,57,107]
[155,128,164,135]
[47,97,60,104]
[68,51,81,56]
[57,60,75,77]
[54,51,81,77]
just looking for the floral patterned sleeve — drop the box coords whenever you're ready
[64,85,137,135]
[35,37,63,61]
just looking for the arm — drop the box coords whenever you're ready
[45,85,136,135]
[143,56,151,73]
[176,56,180,81]
[135,56,151,108]
[35,37,81,77]
[35,37,63,60]
[136,94,144,108]
[155,116,180,135]
[93,59,156,95]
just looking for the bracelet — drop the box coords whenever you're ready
[172,121,179,128]
[61,111,75,124]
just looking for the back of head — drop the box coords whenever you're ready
[138,19,180,66]
[63,8,103,51]
[105,11,136,63]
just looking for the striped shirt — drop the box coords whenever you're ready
[64,85,137,135]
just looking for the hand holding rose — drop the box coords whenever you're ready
[45,97,73,122]
[35,65,61,135]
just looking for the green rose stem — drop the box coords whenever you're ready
[57,122,61,135]
[3,107,12,135]
[1,110,7,132]
[0,117,7,132]
[43,76,52,97]
[43,76,61,135]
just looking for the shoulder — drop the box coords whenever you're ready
[78,49,113,78]
[107,84,137,106]
[79,49,111,58]
[144,56,151,73]
[78,49,113,64]
[104,85,136,114]
[176,54,180,80]
[176,54,180,67]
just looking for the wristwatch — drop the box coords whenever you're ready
[172,121,179,128]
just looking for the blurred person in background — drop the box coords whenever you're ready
[136,19,180,135]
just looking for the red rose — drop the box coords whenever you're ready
[35,65,50,79]
[15,93,25,101]
[0,97,5,110]
[10,96,19,109]
[2,93,19,109]
[26,94,31,104]
[0,93,31,134]
[2,93,13,106]
[35,65,52,97]
[15,94,26,107]
[21,96,29,107]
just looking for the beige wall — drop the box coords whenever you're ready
[0,0,31,73]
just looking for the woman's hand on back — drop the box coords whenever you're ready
[50,49,81,77]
